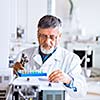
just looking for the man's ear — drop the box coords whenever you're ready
[57,33,62,43]
[58,33,62,39]
[55,33,61,46]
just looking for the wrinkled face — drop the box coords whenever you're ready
[38,27,61,51]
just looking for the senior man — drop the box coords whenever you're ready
[13,15,87,99]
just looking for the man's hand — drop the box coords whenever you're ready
[13,62,24,72]
[48,69,71,84]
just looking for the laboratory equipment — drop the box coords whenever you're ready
[73,46,93,77]
[12,76,65,100]
[74,49,93,68]
[0,68,13,100]
[12,77,39,100]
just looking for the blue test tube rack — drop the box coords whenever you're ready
[18,71,47,77]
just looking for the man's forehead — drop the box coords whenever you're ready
[38,27,59,35]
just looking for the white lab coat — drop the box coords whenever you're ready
[15,46,87,99]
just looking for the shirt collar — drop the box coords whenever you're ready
[52,46,62,62]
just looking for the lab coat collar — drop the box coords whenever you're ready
[52,46,62,62]
[32,47,42,66]
[32,46,62,66]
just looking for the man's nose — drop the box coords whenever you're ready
[45,37,51,45]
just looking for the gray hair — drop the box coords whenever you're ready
[38,15,62,31]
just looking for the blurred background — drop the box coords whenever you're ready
[0,0,100,99]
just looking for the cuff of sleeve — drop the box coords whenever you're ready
[64,79,77,92]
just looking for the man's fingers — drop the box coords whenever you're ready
[13,62,24,71]
[49,69,61,77]
[48,70,62,82]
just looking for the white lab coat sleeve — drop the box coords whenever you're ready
[64,74,87,98]
[64,54,87,97]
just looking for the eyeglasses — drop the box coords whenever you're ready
[38,33,58,40]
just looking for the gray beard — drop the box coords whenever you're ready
[40,46,55,54]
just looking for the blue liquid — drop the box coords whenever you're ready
[18,72,47,77]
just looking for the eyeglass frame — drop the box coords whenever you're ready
[38,33,59,41]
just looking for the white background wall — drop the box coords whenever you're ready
[76,0,100,35]
[56,0,100,36]
[0,0,10,68]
